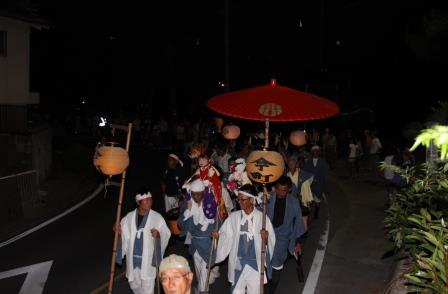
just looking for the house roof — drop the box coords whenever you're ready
[0,2,50,29]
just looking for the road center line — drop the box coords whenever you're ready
[302,214,330,294]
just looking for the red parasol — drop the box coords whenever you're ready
[206,79,339,294]
[207,79,339,122]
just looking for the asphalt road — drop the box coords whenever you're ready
[0,145,333,294]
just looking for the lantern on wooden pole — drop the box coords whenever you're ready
[94,142,129,176]
[93,123,132,294]
[244,120,285,291]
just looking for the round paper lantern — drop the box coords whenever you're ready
[222,125,241,140]
[93,143,129,176]
[290,130,307,146]
[246,150,285,184]
[215,117,224,133]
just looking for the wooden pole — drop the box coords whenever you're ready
[259,185,268,293]
[153,237,161,294]
[264,120,269,149]
[205,216,219,292]
[108,123,132,294]
[260,119,270,293]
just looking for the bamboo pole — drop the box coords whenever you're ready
[260,119,270,293]
[259,185,268,293]
[205,216,219,292]
[153,237,161,294]
[108,123,132,294]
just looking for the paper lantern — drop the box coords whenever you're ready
[215,117,224,133]
[246,150,285,184]
[290,130,307,146]
[93,143,129,176]
[222,125,241,140]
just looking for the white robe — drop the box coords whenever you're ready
[120,209,171,281]
[215,209,276,285]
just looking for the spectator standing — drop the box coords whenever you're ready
[322,128,338,170]
[161,154,189,214]
[303,145,329,219]
[369,131,383,172]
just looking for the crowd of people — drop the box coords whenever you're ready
[111,122,416,294]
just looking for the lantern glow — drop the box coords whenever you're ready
[290,130,307,146]
[246,150,285,184]
[222,125,241,140]
[93,143,129,176]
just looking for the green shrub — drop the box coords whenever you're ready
[384,125,448,292]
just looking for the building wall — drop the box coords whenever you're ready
[0,16,39,105]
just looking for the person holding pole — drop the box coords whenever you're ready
[178,178,220,293]
[266,176,307,293]
[115,187,171,294]
[213,184,276,294]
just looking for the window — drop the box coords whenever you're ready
[0,31,7,57]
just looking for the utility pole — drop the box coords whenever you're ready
[224,0,230,91]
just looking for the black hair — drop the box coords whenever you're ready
[135,186,151,196]
[239,184,257,196]
[275,175,292,187]
[228,157,237,164]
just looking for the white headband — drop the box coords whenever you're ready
[135,192,152,202]
[311,145,321,151]
[169,154,184,167]
[236,190,256,199]
[190,179,205,192]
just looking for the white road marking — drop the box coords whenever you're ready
[0,260,53,294]
[302,216,330,294]
[0,184,103,249]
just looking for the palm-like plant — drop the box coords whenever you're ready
[384,124,448,292]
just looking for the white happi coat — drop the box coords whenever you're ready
[215,209,276,285]
[120,209,171,281]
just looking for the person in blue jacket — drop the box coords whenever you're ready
[266,176,307,294]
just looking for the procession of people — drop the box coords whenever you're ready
[114,127,332,294]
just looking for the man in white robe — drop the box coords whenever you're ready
[116,188,171,294]
[214,184,276,294]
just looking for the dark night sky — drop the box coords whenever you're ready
[16,0,448,132]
